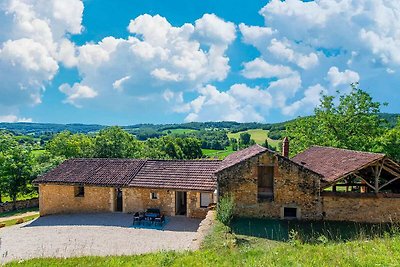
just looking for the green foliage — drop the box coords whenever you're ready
[376,118,400,161]
[216,195,235,226]
[94,127,142,158]
[287,84,386,156]
[239,132,251,147]
[46,131,94,158]
[0,138,34,207]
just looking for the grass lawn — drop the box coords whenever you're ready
[31,149,45,157]
[1,214,39,227]
[228,129,280,149]
[202,146,235,159]
[7,219,400,266]
[163,128,198,135]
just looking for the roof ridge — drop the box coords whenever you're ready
[310,145,386,156]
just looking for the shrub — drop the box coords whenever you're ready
[16,218,24,224]
[0,223,5,228]
[216,195,234,226]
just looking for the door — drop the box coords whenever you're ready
[116,188,123,212]
[175,191,187,215]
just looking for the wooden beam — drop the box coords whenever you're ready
[379,176,400,190]
[353,173,375,191]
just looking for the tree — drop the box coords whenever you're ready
[46,131,94,158]
[0,142,34,209]
[239,132,251,148]
[230,138,238,151]
[286,84,386,156]
[377,119,400,161]
[94,127,142,158]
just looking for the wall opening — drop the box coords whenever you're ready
[175,191,187,215]
[116,188,123,212]
[258,165,274,201]
[283,207,297,219]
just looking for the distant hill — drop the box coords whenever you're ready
[1,113,398,137]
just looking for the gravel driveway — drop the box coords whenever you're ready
[0,213,201,264]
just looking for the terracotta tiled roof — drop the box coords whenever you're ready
[216,144,270,172]
[130,160,221,191]
[292,146,385,182]
[34,159,146,186]
[34,158,221,191]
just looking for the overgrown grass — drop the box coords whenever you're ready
[8,219,400,266]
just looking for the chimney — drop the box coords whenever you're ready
[282,137,289,157]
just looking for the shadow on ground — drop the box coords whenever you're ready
[24,213,201,232]
[231,217,396,242]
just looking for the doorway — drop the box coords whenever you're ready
[175,191,187,215]
[116,188,123,212]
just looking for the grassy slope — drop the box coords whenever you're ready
[228,129,280,149]
[1,192,38,203]
[1,214,39,227]
[8,221,400,266]
[163,128,198,134]
[202,146,234,159]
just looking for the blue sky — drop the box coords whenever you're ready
[0,0,399,125]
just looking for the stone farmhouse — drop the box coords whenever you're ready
[34,140,400,223]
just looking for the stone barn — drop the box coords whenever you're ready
[34,142,400,222]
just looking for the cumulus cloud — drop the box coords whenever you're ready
[0,114,32,123]
[58,13,236,109]
[0,0,84,115]
[327,67,360,87]
[59,83,98,108]
[242,58,295,79]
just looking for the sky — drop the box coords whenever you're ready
[0,0,399,125]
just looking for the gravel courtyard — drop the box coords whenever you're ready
[0,213,201,264]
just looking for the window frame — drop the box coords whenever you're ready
[150,192,158,200]
[200,192,212,208]
[75,186,85,197]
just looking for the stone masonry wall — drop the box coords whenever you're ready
[39,184,114,216]
[322,194,400,223]
[216,151,322,220]
[0,198,38,213]
[123,187,175,215]
[123,188,211,219]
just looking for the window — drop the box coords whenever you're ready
[283,207,297,219]
[200,193,212,208]
[75,186,84,197]
[150,192,158,200]
[258,166,274,201]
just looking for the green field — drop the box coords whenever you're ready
[202,146,235,159]
[228,129,280,149]
[1,192,38,203]
[31,149,45,157]
[8,220,400,266]
[163,128,198,135]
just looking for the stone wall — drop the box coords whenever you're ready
[0,198,38,213]
[39,184,114,216]
[123,187,175,215]
[122,187,211,219]
[322,193,400,223]
[216,151,322,220]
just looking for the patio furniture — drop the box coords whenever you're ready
[144,208,161,225]
[154,215,165,226]
[133,212,145,225]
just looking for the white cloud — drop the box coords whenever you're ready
[242,58,295,79]
[0,114,32,123]
[282,84,326,115]
[59,13,236,110]
[0,0,84,114]
[59,83,98,108]
[327,67,360,87]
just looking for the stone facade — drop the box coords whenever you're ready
[216,151,322,220]
[39,184,114,216]
[39,184,211,218]
[322,193,400,223]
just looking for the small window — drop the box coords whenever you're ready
[284,207,297,219]
[200,193,212,208]
[75,186,84,197]
[150,192,158,200]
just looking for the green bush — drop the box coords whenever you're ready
[216,195,234,225]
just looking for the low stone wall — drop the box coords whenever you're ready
[0,198,39,213]
[322,193,400,223]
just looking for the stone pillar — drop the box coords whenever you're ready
[282,137,289,157]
